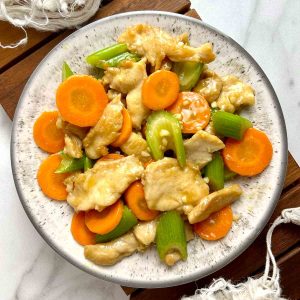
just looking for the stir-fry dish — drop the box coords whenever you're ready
[33,24,273,266]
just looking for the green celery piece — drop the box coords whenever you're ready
[62,61,73,81]
[224,167,237,181]
[173,62,204,91]
[212,111,253,140]
[55,154,84,174]
[86,43,128,66]
[83,155,93,171]
[156,211,187,262]
[146,111,186,168]
[95,206,137,243]
[204,152,224,191]
[96,52,140,69]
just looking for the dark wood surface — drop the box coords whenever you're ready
[0,1,299,299]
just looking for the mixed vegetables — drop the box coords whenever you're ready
[33,24,273,266]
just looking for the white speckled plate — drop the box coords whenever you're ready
[11,11,287,288]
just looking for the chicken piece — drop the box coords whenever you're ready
[133,219,158,246]
[118,24,215,70]
[83,97,123,159]
[67,155,144,211]
[107,89,122,101]
[84,232,145,266]
[184,130,225,169]
[64,133,83,158]
[184,222,195,241]
[120,132,151,163]
[193,69,223,103]
[126,81,150,129]
[103,59,149,129]
[56,116,88,158]
[56,116,88,139]
[103,59,146,94]
[164,251,182,267]
[217,75,255,113]
[188,184,243,224]
[142,158,209,211]
[64,172,81,193]
[204,121,216,136]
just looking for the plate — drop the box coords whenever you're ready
[11,11,287,288]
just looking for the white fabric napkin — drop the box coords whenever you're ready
[0,106,129,300]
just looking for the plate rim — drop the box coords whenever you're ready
[10,10,288,288]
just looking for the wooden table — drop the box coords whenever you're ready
[1,1,299,299]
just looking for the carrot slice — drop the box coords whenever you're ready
[142,70,179,110]
[194,206,233,241]
[125,181,159,221]
[222,128,273,176]
[33,111,65,153]
[56,75,108,127]
[71,212,96,246]
[37,154,70,201]
[85,200,123,234]
[167,92,210,133]
[111,108,132,147]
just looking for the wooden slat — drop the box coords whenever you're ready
[184,9,201,19]
[0,0,190,72]
[284,153,300,189]
[277,246,300,300]
[0,21,55,72]
[131,185,300,300]
[93,0,190,19]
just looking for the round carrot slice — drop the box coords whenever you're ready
[56,75,108,127]
[194,206,233,241]
[33,111,65,153]
[167,92,210,133]
[111,108,132,147]
[85,200,123,235]
[223,128,273,176]
[142,70,179,110]
[71,211,96,246]
[37,154,70,201]
[125,181,159,221]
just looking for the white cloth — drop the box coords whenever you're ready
[182,207,300,300]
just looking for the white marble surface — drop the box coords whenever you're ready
[1,0,299,299]
[191,0,300,164]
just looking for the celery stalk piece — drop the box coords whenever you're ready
[204,152,224,191]
[95,206,137,243]
[96,52,140,69]
[212,111,253,140]
[62,61,73,81]
[224,167,237,181]
[83,155,93,171]
[55,153,84,173]
[146,111,186,167]
[173,62,204,91]
[86,43,128,66]
[156,211,187,263]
